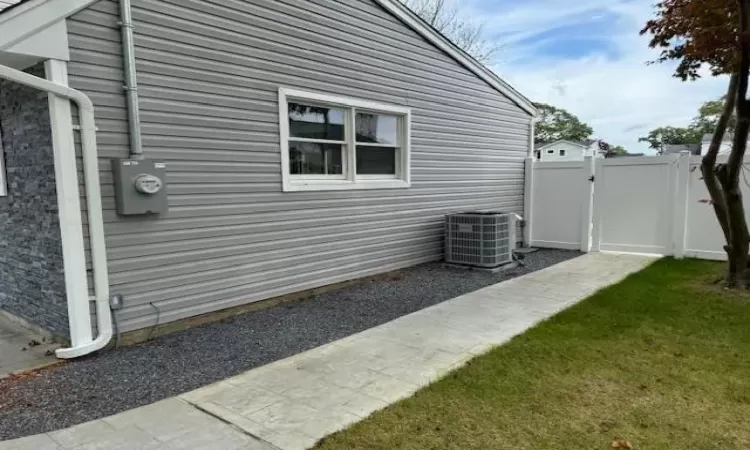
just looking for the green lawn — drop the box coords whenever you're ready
[316,258,750,450]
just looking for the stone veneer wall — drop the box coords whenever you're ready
[0,63,68,338]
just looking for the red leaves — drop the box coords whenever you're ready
[641,0,739,79]
[612,440,633,449]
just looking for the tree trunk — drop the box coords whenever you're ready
[702,74,738,253]
[720,117,750,287]
[718,0,750,287]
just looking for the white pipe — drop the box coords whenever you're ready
[524,116,537,247]
[0,64,113,359]
[45,59,93,349]
[119,0,143,158]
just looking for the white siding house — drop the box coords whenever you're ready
[535,140,600,162]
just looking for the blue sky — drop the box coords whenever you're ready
[459,0,728,153]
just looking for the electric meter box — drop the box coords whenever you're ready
[111,158,168,216]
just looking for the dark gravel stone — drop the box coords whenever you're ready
[0,249,579,441]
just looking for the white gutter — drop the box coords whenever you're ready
[0,63,112,358]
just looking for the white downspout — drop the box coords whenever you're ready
[0,64,113,359]
[528,117,536,159]
[523,116,537,247]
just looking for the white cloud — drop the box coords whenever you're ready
[469,0,729,153]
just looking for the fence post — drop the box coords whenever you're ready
[672,151,691,258]
[590,158,604,252]
[580,156,595,252]
[523,156,534,246]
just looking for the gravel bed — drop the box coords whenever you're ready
[0,249,579,440]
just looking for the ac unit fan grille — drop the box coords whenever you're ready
[445,213,515,268]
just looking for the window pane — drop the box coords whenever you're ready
[289,102,345,141]
[355,113,399,145]
[289,142,344,175]
[356,146,397,175]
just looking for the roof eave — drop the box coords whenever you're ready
[373,0,536,116]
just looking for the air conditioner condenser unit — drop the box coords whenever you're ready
[445,212,517,269]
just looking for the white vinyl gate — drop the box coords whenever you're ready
[591,155,678,255]
[526,152,750,260]
[525,158,594,251]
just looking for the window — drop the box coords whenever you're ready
[287,102,345,177]
[279,88,411,191]
[559,149,566,156]
[547,150,554,154]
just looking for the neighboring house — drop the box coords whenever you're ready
[0,0,536,356]
[662,143,701,156]
[699,133,748,155]
[534,140,601,162]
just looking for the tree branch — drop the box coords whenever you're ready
[400,0,497,62]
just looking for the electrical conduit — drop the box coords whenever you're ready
[119,0,144,158]
[0,64,113,358]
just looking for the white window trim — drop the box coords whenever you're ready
[279,87,412,192]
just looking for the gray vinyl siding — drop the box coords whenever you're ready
[66,0,531,332]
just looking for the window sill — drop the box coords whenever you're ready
[283,179,411,192]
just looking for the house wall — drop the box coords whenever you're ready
[66,0,532,332]
[0,63,69,337]
[539,142,586,162]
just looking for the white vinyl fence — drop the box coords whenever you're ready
[526,152,750,260]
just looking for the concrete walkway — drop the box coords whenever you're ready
[0,253,655,450]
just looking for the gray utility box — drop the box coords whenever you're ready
[111,158,168,216]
